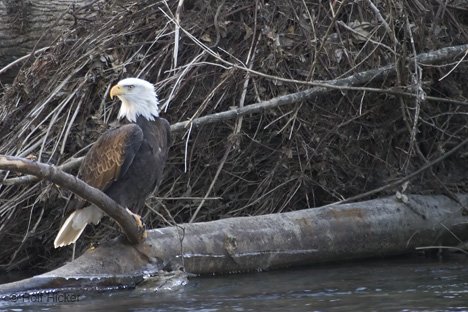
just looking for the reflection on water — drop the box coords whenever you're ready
[1,255,467,311]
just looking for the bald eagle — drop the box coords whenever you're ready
[54,78,171,248]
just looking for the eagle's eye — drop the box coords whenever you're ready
[127,85,135,89]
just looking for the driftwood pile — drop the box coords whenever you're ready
[0,0,467,271]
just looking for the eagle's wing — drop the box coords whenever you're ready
[79,124,143,191]
[54,124,143,248]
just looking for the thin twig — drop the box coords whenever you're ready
[173,0,185,68]
[439,48,468,81]
[322,136,468,208]
[336,20,396,54]
[365,0,398,46]
[184,123,193,173]
[406,15,423,162]
[0,47,50,76]
[415,245,468,255]
[189,144,232,223]
[210,0,226,48]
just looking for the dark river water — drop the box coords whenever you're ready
[0,255,467,311]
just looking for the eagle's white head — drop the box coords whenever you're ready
[110,77,159,122]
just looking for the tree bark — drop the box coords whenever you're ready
[0,0,99,81]
[0,194,467,297]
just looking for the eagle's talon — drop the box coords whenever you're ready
[125,208,147,241]
[126,208,145,228]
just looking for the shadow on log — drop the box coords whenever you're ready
[1,194,467,298]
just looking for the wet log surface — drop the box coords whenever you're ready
[0,194,467,297]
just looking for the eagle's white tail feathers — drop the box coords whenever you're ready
[54,207,104,248]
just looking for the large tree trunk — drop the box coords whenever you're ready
[0,0,98,81]
[0,194,467,297]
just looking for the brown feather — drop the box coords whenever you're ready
[79,124,143,191]
[65,124,143,212]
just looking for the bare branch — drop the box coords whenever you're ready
[3,44,467,186]
[0,47,50,76]
[173,43,468,130]
[2,157,82,186]
[322,136,468,208]
[364,0,398,46]
[0,155,145,245]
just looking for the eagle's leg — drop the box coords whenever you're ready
[125,208,147,239]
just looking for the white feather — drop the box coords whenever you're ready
[116,78,159,122]
[54,206,104,248]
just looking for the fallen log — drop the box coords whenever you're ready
[0,194,467,297]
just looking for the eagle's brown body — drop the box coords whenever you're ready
[102,117,170,214]
[54,78,170,248]
[74,116,170,214]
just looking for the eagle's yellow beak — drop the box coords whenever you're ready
[110,84,124,99]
